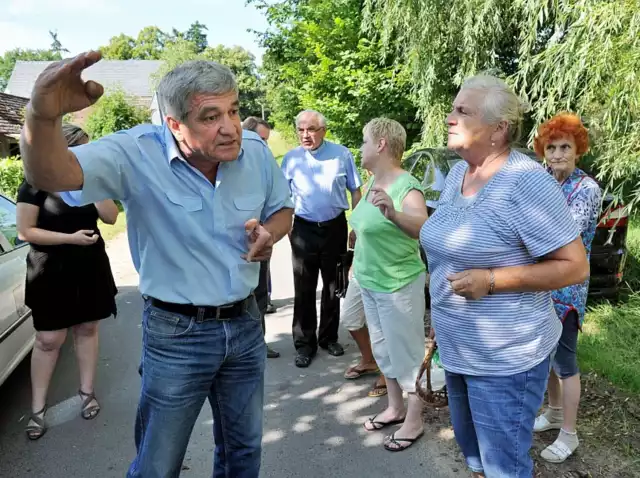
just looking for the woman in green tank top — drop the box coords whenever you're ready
[349,118,429,452]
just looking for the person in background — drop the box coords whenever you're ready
[341,241,387,398]
[390,75,589,476]
[17,124,119,440]
[350,118,428,452]
[242,116,280,358]
[533,113,602,463]
[282,110,363,368]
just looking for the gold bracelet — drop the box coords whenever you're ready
[488,268,495,295]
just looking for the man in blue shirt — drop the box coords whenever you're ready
[20,51,293,478]
[281,110,362,368]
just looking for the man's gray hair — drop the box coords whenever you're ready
[157,60,238,121]
[295,109,327,128]
[461,74,526,144]
[242,116,271,132]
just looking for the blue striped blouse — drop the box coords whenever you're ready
[420,150,579,376]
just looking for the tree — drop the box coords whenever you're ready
[363,0,640,209]
[84,88,150,139]
[100,34,136,60]
[49,30,69,55]
[132,26,167,60]
[252,0,420,150]
[184,21,209,53]
[0,49,62,92]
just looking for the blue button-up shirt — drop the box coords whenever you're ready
[281,140,362,222]
[62,124,293,306]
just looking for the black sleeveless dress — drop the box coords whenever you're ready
[17,181,118,331]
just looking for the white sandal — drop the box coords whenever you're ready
[533,414,562,432]
[540,437,578,463]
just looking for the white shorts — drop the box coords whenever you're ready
[340,277,366,331]
[360,273,426,392]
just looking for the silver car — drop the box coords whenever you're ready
[0,193,34,387]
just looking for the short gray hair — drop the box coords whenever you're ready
[242,116,271,132]
[157,60,238,121]
[363,118,407,160]
[295,109,327,128]
[461,74,526,144]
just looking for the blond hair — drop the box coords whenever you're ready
[363,118,407,160]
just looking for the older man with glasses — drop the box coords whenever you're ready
[281,110,363,368]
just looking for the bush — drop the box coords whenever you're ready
[85,88,150,139]
[0,157,24,199]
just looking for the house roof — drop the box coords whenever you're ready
[0,92,29,137]
[6,60,163,99]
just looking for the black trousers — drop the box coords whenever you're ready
[256,259,270,334]
[290,213,348,354]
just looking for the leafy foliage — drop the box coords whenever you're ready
[252,0,420,149]
[362,0,640,210]
[84,88,150,139]
[0,157,24,200]
[0,49,62,92]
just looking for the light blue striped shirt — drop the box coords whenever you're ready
[62,125,293,306]
[420,150,579,376]
[281,141,362,222]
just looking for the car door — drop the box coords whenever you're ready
[0,194,30,345]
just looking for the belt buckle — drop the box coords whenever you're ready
[216,304,233,321]
[196,307,206,323]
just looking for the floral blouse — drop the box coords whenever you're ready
[549,167,602,326]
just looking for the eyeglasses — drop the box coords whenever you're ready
[297,127,325,135]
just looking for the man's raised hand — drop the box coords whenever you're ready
[29,51,104,121]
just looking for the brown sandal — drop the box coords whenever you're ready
[25,406,47,440]
[344,364,379,380]
[79,390,101,420]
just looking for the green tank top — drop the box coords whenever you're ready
[349,172,426,292]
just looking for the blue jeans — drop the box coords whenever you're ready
[127,297,266,478]
[445,357,551,477]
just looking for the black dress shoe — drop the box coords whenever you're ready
[266,303,277,314]
[321,342,344,357]
[295,353,313,368]
[267,346,280,358]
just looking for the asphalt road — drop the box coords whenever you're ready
[0,234,465,478]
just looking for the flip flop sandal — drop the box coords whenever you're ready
[363,414,405,431]
[25,406,47,441]
[540,439,576,463]
[79,390,101,420]
[368,382,388,398]
[383,431,425,452]
[344,365,380,380]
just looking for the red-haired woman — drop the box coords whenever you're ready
[532,113,602,463]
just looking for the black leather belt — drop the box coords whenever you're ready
[149,296,251,321]
[294,212,346,228]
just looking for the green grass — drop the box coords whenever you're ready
[98,213,126,242]
[579,216,640,393]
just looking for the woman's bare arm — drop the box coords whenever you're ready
[95,200,119,225]
[17,203,76,245]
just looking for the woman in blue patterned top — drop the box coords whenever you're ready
[385,75,589,477]
[532,113,602,464]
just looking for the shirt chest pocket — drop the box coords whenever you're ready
[232,194,265,222]
[165,191,203,212]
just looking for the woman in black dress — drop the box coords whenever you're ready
[16,124,119,440]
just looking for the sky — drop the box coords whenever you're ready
[0,0,270,62]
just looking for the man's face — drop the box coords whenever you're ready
[256,124,271,142]
[167,91,242,162]
[296,113,326,150]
